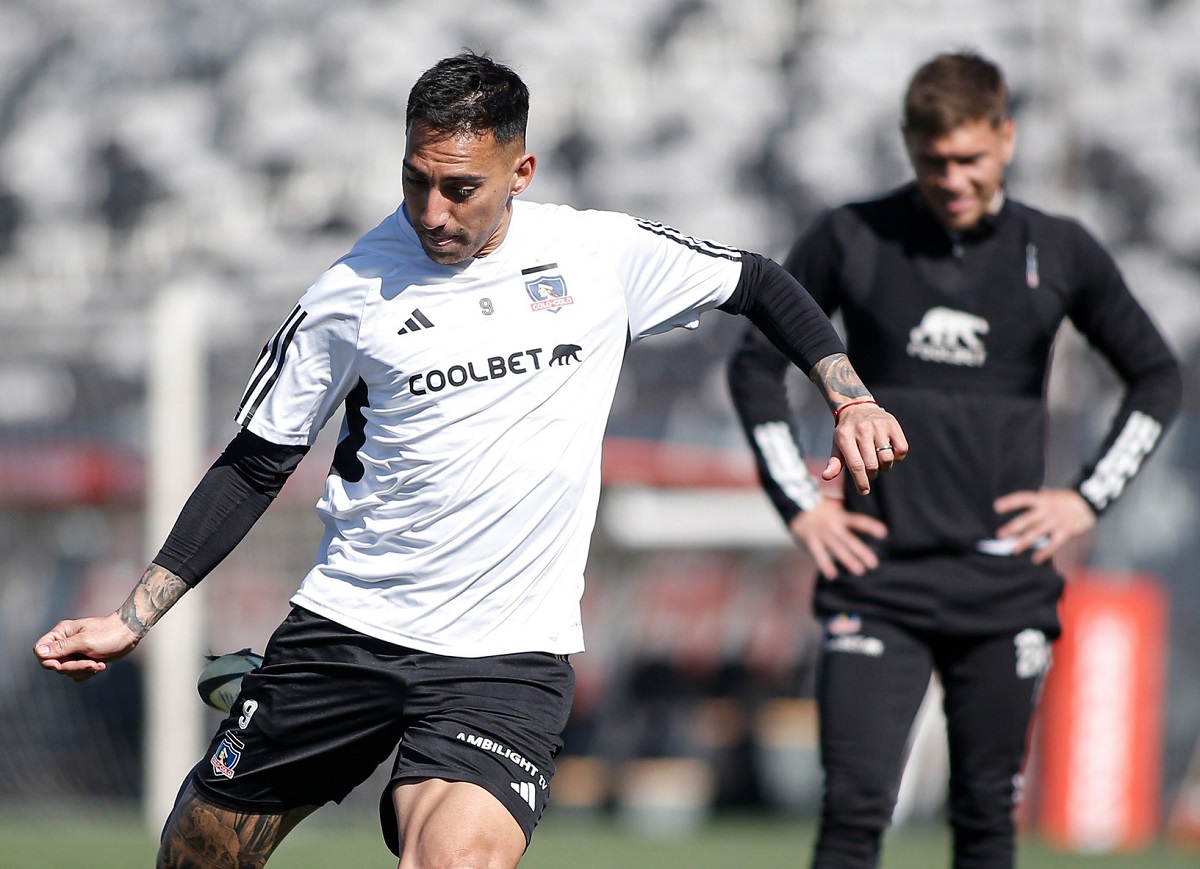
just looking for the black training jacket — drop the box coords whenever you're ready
[728,184,1181,635]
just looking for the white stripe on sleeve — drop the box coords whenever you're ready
[1078,410,1162,511]
[753,421,823,512]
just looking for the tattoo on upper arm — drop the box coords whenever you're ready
[810,353,870,409]
[118,565,189,639]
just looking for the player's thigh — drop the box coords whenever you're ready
[379,651,574,858]
[936,628,1050,784]
[391,778,526,869]
[158,780,317,869]
[817,615,935,792]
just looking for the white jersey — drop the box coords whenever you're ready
[235,200,743,656]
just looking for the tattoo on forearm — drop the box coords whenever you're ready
[811,353,871,409]
[118,564,189,639]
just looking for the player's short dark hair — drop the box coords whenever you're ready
[902,51,1009,136]
[406,52,529,146]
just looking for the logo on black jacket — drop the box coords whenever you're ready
[907,306,989,367]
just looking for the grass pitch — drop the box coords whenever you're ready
[1,809,1196,868]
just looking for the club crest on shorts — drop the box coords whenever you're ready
[526,275,573,313]
[210,732,246,780]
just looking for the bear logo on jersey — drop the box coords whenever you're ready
[526,274,573,313]
[907,306,989,367]
[550,344,582,365]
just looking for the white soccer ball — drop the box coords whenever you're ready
[196,648,263,713]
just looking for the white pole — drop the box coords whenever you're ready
[143,283,209,834]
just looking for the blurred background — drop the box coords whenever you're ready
[1,0,1198,859]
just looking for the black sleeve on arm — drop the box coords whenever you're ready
[727,324,821,524]
[1062,228,1183,514]
[153,428,309,586]
[717,252,846,376]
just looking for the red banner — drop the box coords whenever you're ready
[1036,571,1168,852]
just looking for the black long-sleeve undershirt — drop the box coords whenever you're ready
[153,429,308,586]
[717,251,846,376]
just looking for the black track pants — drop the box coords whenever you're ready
[811,616,1050,869]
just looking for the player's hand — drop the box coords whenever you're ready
[824,403,908,495]
[33,612,140,682]
[993,488,1097,564]
[789,498,888,580]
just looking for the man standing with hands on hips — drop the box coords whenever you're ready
[728,51,1180,869]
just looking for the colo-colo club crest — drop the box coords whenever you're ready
[210,731,246,780]
[526,274,573,313]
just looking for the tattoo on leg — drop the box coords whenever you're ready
[157,785,311,869]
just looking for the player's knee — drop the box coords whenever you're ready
[399,848,521,869]
[157,828,237,869]
[395,818,525,869]
[823,774,898,830]
[157,821,275,869]
[947,774,1017,834]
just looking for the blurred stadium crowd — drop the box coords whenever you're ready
[1,0,1198,834]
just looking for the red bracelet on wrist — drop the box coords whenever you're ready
[833,399,879,420]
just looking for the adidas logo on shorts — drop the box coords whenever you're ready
[511,780,537,811]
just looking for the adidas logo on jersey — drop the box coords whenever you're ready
[397,309,435,335]
[511,780,537,811]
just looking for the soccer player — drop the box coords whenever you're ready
[34,52,905,869]
[727,52,1181,869]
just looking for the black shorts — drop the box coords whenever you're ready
[189,606,575,855]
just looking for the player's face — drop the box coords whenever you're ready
[905,117,1015,232]
[402,121,536,265]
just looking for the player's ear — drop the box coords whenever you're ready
[511,153,536,197]
[999,117,1016,165]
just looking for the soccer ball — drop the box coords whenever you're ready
[196,648,263,713]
